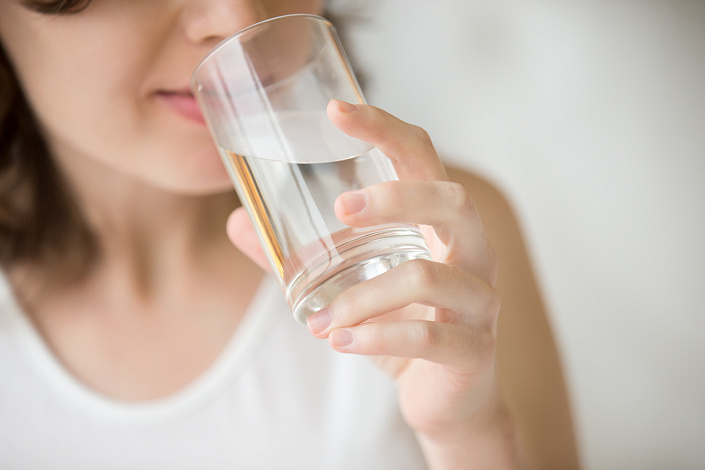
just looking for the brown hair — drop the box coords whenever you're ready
[0,0,97,284]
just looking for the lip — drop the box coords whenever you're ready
[155,90,206,125]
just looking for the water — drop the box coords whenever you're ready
[220,147,431,323]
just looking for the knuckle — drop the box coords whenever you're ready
[445,182,478,219]
[405,258,441,289]
[485,288,502,321]
[475,334,497,369]
[486,241,499,267]
[456,327,477,359]
[472,277,501,322]
[332,288,362,321]
[483,240,500,284]
[411,125,434,148]
[415,322,440,355]
[458,329,496,374]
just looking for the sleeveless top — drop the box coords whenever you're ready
[0,274,427,469]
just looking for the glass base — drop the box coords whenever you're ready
[287,227,431,324]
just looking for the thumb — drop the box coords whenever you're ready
[226,208,272,272]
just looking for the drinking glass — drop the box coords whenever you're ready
[191,14,431,323]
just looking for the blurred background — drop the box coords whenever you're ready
[337,1,705,469]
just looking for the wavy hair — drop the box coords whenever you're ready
[0,0,97,283]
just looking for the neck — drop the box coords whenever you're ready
[34,143,243,305]
[91,188,238,301]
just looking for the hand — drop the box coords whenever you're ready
[227,100,517,467]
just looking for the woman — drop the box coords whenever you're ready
[0,0,579,468]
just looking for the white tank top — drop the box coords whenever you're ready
[0,274,427,469]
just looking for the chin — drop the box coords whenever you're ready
[158,171,234,195]
[130,137,234,194]
[141,158,233,195]
[173,145,234,192]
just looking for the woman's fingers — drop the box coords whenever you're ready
[326,100,448,182]
[307,258,500,337]
[327,320,495,372]
[328,100,498,282]
[226,208,271,272]
[335,180,498,284]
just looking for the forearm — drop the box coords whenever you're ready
[417,398,521,470]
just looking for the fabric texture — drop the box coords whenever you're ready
[0,274,427,469]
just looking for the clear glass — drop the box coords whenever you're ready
[191,14,430,323]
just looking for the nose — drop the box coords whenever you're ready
[181,0,268,45]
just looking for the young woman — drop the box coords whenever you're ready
[0,0,580,468]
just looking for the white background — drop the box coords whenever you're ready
[340,1,705,469]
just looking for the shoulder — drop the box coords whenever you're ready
[444,165,544,348]
[445,165,582,468]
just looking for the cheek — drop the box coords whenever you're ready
[32,71,229,194]
[2,7,231,193]
[14,14,158,150]
[15,42,142,158]
[144,126,228,180]
[86,112,232,193]
[33,75,137,162]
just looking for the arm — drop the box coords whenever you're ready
[228,101,580,469]
[447,168,581,469]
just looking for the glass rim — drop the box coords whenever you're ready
[189,13,332,92]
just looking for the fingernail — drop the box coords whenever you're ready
[307,307,332,334]
[339,190,367,215]
[331,329,353,347]
[334,99,358,113]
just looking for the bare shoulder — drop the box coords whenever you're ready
[447,165,582,469]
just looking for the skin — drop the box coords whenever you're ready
[0,0,580,468]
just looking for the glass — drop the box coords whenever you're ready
[191,14,431,323]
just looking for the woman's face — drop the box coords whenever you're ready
[0,0,325,194]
